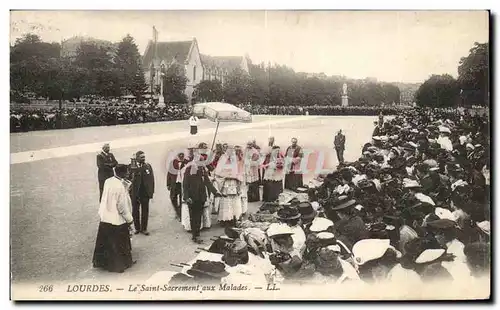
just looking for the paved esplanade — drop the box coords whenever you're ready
[10,115,377,285]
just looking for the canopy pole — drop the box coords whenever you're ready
[211,120,220,151]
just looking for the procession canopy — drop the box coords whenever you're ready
[193,102,252,123]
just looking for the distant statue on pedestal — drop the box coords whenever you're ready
[158,64,166,108]
[341,83,349,107]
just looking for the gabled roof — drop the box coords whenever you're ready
[61,36,117,58]
[142,40,193,68]
[201,54,243,71]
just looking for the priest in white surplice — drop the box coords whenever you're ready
[93,164,136,273]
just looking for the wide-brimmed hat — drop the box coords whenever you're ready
[309,217,334,233]
[275,207,301,221]
[434,207,456,221]
[297,202,317,221]
[267,223,294,237]
[316,232,336,246]
[403,178,421,189]
[426,219,457,230]
[187,260,229,279]
[401,142,417,151]
[331,198,357,211]
[414,193,436,206]
[352,239,392,266]
[438,126,451,134]
[477,221,490,236]
[357,179,375,190]
[222,240,249,267]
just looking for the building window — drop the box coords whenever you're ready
[193,66,197,81]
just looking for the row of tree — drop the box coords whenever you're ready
[12,33,487,108]
[193,64,402,107]
[10,33,148,102]
[416,42,489,108]
[10,33,402,107]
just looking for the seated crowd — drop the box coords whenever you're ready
[10,105,191,132]
[156,107,490,287]
[12,102,478,133]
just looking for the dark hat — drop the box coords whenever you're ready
[260,202,280,213]
[222,240,249,267]
[224,226,242,239]
[402,142,416,151]
[331,198,357,211]
[357,179,375,189]
[406,156,417,166]
[380,174,393,183]
[426,219,457,230]
[383,214,402,227]
[298,202,317,221]
[339,167,354,179]
[315,232,337,246]
[276,207,301,221]
[187,260,229,279]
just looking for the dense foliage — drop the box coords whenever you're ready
[10,33,489,108]
[219,63,401,107]
[416,42,489,108]
[10,33,147,102]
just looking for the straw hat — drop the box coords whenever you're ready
[267,223,294,237]
[352,239,391,266]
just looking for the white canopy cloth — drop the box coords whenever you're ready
[193,102,252,123]
[193,102,253,150]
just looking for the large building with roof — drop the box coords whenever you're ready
[60,36,117,59]
[142,37,249,104]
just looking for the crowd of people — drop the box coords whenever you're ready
[92,106,490,289]
[12,103,421,133]
[236,104,415,116]
[167,137,315,244]
[10,105,191,132]
[11,102,488,133]
[148,107,489,288]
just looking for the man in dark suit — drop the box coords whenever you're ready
[167,151,187,221]
[96,143,118,202]
[334,130,346,165]
[130,150,155,236]
[183,152,222,243]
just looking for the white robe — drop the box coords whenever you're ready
[98,177,133,225]
[188,116,199,126]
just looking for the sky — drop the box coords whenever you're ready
[10,10,489,83]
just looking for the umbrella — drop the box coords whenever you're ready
[193,102,252,150]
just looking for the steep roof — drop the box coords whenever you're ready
[142,40,193,68]
[61,36,117,58]
[201,54,243,71]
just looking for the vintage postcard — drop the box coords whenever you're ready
[10,10,490,300]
